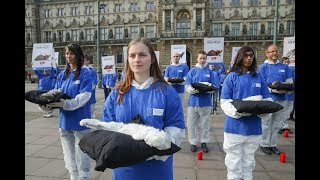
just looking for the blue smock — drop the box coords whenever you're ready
[220,72,271,135]
[54,67,92,130]
[102,81,185,180]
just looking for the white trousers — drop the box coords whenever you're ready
[260,100,286,147]
[282,100,294,129]
[59,129,92,180]
[223,132,261,180]
[187,106,211,145]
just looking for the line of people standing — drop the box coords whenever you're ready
[32,40,294,180]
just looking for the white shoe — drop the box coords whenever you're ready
[214,111,218,115]
[44,114,53,118]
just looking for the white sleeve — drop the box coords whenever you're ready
[220,99,242,119]
[62,91,91,111]
[285,78,293,84]
[149,127,185,162]
[164,126,185,146]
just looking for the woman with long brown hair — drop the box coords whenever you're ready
[101,37,185,180]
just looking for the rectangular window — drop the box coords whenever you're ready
[267,0,273,5]
[212,23,222,36]
[249,0,259,6]
[130,2,138,12]
[176,22,191,38]
[288,0,295,4]
[71,29,79,41]
[100,4,107,13]
[58,8,64,17]
[71,7,78,16]
[231,22,240,36]
[286,20,295,35]
[58,30,65,42]
[85,29,94,41]
[115,3,122,13]
[165,10,171,31]
[267,21,274,35]
[146,26,155,38]
[101,28,108,40]
[131,26,139,39]
[115,27,123,39]
[44,31,51,42]
[249,22,259,35]
[146,2,154,11]
[231,0,240,7]
[85,6,92,15]
[213,0,222,8]
[44,9,50,17]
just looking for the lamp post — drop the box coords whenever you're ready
[96,0,102,88]
[273,0,279,45]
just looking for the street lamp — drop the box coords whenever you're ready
[96,0,105,88]
[273,0,279,45]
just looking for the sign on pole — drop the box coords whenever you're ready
[204,37,224,63]
[102,56,116,74]
[31,43,54,70]
[283,37,295,67]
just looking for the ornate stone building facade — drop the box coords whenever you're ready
[25,0,295,73]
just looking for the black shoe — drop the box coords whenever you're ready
[201,143,208,153]
[269,146,280,155]
[288,117,295,121]
[191,145,197,152]
[260,146,272,155]
[278,129,283,134]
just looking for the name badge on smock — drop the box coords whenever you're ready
[206,74,210,77]
[253,83,261,87]
[178,70,183,72]
[147,108,164,116]
[74,80,80,84]
[279,69,285,72]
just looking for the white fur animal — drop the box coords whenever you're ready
[80,119,171,150]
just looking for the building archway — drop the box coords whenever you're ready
[186,49,191,70]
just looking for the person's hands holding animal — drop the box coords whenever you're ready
[47,99,65,108]
[186,86,199,94]
[38,105,53,112]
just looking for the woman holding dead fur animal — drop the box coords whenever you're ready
[101,37,185,180]
[39,43,94,180]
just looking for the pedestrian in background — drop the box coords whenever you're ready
[102,73,118,100]
[258,44,293,155]
[41,43,93,180]
[34,67,56,118]
[220,46,272,180]
[164,52,189,104]
[84,55,98,118]
[278,56,295,134]
[185,50,215,153]
[101,37,185,180]
[208,64,221,114]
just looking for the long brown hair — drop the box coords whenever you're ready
[230,46,257,76]
[63,43,84,80]
[116,37,166,104]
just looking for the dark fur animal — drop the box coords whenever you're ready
[25,89,71,106]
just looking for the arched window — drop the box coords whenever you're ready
[176,10,191,38]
